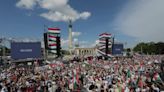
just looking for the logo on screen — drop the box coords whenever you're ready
[115,49,121,51]
[20,49,33,52]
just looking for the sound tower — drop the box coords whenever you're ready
[44,33,48,49]
[105,38,109,56]
[56,36,61,57]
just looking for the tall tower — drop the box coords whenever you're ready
[68,20,73,52]
[97,32,112,58]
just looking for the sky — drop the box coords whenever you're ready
[0,0,164,49]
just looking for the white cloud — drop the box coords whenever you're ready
[72,32,81,37]
[90,40,99,47]
[16,0,37,9]
[80,41,88,44]
[61,38,69,47]
[61,38,96,48]
[73,38,78,42]
[40,11,69,22]
[80,12,91,20]
[16,0,91,22]
[78,40,98,48]
[114,0,164,42]
[38,0,68,9]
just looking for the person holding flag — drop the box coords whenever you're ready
[153,72,163,83]
[152,72,164,91]
[72,69,80,92]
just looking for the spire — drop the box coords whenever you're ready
[68,19,73,51]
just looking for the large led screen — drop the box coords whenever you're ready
[112,44,123,55]
[11,42,41,59]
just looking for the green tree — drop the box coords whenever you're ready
[155,42,164,54]
[133,42,164,55]
[126,48,131,57]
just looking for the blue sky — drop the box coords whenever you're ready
[0,0,164,49]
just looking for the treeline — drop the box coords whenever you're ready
[133,42,164,55]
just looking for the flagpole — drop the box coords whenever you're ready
[44,24,48,61]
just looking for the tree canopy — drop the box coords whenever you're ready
[133,42,164,55]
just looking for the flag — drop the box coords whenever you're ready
[135,75,143,88]
[138,77,143,88]
[48,39,57,42]
[48,34,57,41]
[98,45,112,50]
[73,69,79,90]
[48,28,60,34]
[99,32,112,38]
[48,43,57,47]
[126,69,131,78]
[153,73,162,82]
[48,41,56,44]
[49,50,56,54]
[49,64,56,68]
[48,37,57,41]
[139,63,144,71]
[48,34,57,38]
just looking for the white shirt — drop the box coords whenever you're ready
[125,87,130,92]
[135,88,140,92]
[1,86,8,92]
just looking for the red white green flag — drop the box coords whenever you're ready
[48,43,57,47]
[48,28,60,34]
[48,34,57,38]
[72,69,79,90]
[153,73,162,82]
[49,50,56,54]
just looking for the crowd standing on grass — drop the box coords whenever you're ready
[0,55,164,92]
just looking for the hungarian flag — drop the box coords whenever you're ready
[153,73,162,82]
[98,45,112,50]
[73,69,79,90]
[48,43,57,47]
[99,39,106,43]
[48,34,57,38]
[48,41,56,45]
[49,50,56,54]
[99,32,111,38]
[49,46,57,49]
[48,28,60,34]
[138,77,143,88]
[48,37,57,41]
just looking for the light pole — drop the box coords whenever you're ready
[141,45,143,54]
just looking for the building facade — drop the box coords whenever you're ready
[74,47,97,56]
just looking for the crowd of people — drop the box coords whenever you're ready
[0,55,164,92]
